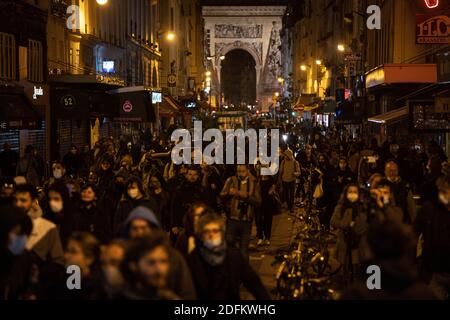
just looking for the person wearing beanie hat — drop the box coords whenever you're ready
[120,206,196,300]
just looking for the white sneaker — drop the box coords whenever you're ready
[257,239,264,246]
[264,240,271,246]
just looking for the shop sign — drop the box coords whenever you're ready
[416,14,450,44]
[122,100,133,113]
[60,94,76,110]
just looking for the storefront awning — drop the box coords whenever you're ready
[160,96,181,116]
[368,106,408,124]
[114,90,155,122]
[0,93,41,130]
[51,87,90,120]
[366,64,437,89]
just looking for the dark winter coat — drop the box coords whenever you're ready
[414,201,450,274]
[121,207,197,300]
[187,245,270,300]
[71,201,112,243]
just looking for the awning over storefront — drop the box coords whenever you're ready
[51,87,90,120]
[114,90,156,122]
[0,93,41,130]
[368,106,408,125]
[366,64,437,89]
[160,96,181,116]
[87,91,119,119]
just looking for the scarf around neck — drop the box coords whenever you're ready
[198,241,227,267]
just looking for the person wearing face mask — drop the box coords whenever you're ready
[0,205,33,300]
[73,183,111,243]
[120,206,197,299]
[381,160,416,224]
[97,239,130,299]
[331,184,368,280]
[44,183,74,246]
[114,177,158,236]
[14,184,64,266]
[187,213,270,300]
[414,175,450,299]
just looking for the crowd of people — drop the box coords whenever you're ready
[0,123,449,300]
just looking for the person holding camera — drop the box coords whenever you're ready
[220,165,261,261]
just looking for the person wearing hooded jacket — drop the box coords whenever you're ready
[187,213,270,300]
[121,206,197,300]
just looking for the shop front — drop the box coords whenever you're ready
[111,87,157,145]
[0,85,43,158]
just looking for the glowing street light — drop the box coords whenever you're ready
[337,44,345,52]
[205,71,211,77]
[96,0,108,5]
[166,32,176,41]
[300,65,307,71]
[278,77,284,83]
[316,60,322,66]
[275,92,280,97]
[220,55,226,60]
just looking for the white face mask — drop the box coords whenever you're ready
[53,169,63,179]
[439,193,449,206]
[347,193,359,203]
[382,195,390,205]
[203,238,222,250]
[49,200,63,213]
[8,234,28,256]
[128,188,140,199]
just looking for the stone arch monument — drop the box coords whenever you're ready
[203,5,286,111]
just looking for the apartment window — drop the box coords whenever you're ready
[0,32,16,80]
[28,39,43,82]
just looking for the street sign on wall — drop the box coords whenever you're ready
[168,74,177,87]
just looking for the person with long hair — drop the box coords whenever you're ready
[63,232,101,299]
[174,202,209,258]
[330,183,368,282]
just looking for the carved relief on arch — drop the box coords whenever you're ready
[214,41,263,65]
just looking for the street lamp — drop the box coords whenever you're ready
[300,65,307,71]
[275,92,280,97]
[277,77,284,83]
[166,32,176,41]
[96,0,108,5]
[316,60,322,66]
[337,44,345,52]
[205,71,211,77]
[220,55,225,60]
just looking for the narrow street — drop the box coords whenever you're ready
[243,211,297,300]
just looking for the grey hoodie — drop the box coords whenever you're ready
[122,206,197,300]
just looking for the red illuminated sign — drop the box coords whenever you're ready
[424,0,439,9]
